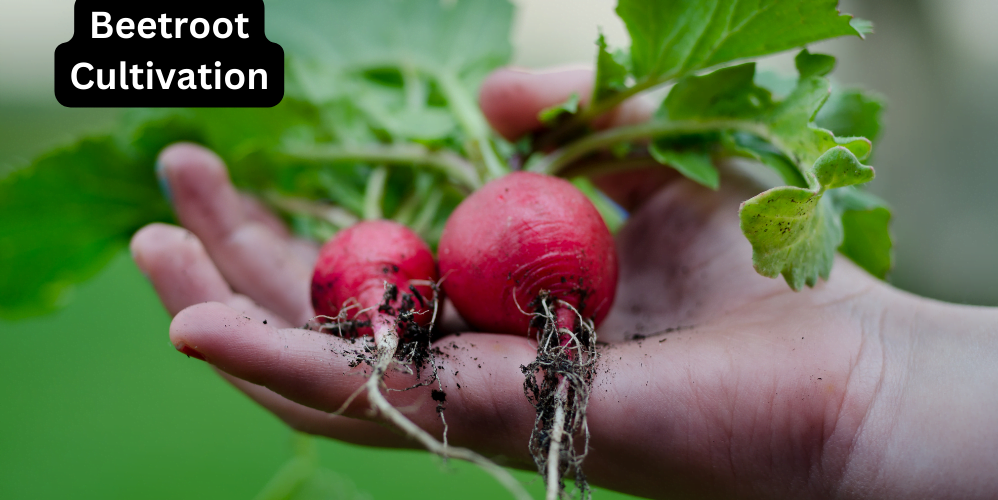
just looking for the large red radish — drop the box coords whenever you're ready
[438,171,618,499]
[438,171,618,336]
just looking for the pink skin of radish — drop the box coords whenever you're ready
[311,220,438,341]
[438,171,618,338]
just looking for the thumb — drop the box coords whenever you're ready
[479,67,671,211]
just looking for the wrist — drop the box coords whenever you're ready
[837,290,998,499]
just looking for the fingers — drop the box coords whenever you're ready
[479,68,594,141]
[479,67,654,142]
[479,68,667,211]
[156,143,314,326]
[169,301,541,463]
[131,223,400,449]
[131,223,294,331]
[239,193,320,267]
[131,223,232,316]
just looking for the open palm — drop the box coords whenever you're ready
[131,69,998,500]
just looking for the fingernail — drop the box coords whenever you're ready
[155,159,174,206]
[176,343,207,362]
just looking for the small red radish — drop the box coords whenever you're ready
[311,220,437,340]
[437,171,617,499]
[438,171,617,336]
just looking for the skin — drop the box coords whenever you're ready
[439,171,618,334]
[131,68,998,499]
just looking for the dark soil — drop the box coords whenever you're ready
[520,292,598,500]
[310,281,443,393]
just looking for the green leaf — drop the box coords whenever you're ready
[812,145,874,189]
[762,70,873,181]
[723,132,809,187]
[571,177,626,233]
[538,93,581,125]
[763,76,834,166]
[828,187,893,278]
[271,0,513,127]
[660,58,874,185]
[592,32,629,103]
[739,187,840,289]
[815,88,886,144]
[663,63,773,120]
[0,137,172,319]
[652,53,883,288]
[270,0,513,83]
[0,99,362,319]
[649,143,719,190]
[616,0,867,81]
[271,0,513,178]
[850,17,874,37]
[657,57,882,288]
[738,146,873,289]
[364,101,457,141]
[795,48,836,79]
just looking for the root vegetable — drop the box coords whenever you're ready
[438,171,617,336]
[438,172,618,499]
[311,219,437,340]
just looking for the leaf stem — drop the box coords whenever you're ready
[536,76,666,150]
[580,76,662,124]
[284,143,481,191]
[411,188,444,235]
[363,166,387,221]
[435,71,507,180]
[530,118,771,176]
[264,192,360,229]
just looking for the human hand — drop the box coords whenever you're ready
[130,68,998,500]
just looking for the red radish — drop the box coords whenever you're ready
[311,220,437,340]
[437,171,618,500]
[438,171,617,336]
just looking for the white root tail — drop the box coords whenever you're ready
[317,282,530,500]
[523,297,599,500]
[365,330,532,500]
[545,378,569,500]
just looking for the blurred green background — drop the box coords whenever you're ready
[2,0,996,499]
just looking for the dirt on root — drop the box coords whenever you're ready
[310,282,444,392]
[521,291,599,500]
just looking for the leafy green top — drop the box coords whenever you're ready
[0,0,891,318]
[620,0,862,78]
[532,49,889,290]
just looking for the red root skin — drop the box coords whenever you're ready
[557,307,577,348]
[438,172,618,335]
[311,220,438,337]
